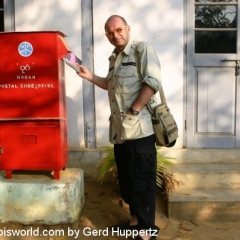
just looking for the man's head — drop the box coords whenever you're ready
[105,15,130,53]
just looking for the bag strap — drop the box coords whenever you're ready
[134,42,167,110]
[159,87,167,105]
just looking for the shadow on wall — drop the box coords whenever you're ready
[66,96,85,148]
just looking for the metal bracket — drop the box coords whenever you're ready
[86,122,96,148]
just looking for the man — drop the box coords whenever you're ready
[77,15,161,240]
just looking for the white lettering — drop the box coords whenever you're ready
[111,227,158,238]
[83,227,108,237]
[16,75,36,80]
[68,228,80,239]
[83,227,92,236]
[0,227,64,237]
[36,83,54,88]
[0,84,18,89]
[0,226,158,238]
[20,84,35,89]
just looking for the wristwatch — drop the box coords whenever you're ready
[130,107,140,115]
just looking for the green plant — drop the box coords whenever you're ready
[97,146,118,186]
[97,146,179,194]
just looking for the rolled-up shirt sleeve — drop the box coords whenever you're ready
[137,42,162,92]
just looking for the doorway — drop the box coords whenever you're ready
[186,0,240,148]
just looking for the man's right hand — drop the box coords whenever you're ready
[76,64,93,82]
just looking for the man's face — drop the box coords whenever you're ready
[105,17,130,52]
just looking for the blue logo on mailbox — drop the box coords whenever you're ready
[18,42,33,57]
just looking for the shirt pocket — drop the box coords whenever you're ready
[121,113,142,140]
[115,66,141,93]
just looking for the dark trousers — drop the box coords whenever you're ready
[114,134,157,230]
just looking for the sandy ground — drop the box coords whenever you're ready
[0,180,240,240]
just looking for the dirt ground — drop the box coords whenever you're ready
[0,180,240,240]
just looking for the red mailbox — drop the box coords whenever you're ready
[0,31,70,179]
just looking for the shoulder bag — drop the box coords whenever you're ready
[147,88,178,147]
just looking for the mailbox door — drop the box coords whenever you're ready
[0,121,62,170]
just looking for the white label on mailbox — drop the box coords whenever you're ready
[18,42,33,57]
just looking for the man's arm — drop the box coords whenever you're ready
[127,42,162,115]
[77,64,108,90]
[127,83,155,114]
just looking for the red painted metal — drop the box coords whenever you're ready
[0,32,70,179]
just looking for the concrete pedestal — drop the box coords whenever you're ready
[0,168,84,225]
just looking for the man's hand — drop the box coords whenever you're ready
[76,64,93,82]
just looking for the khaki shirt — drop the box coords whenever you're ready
[106,39,162,144]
